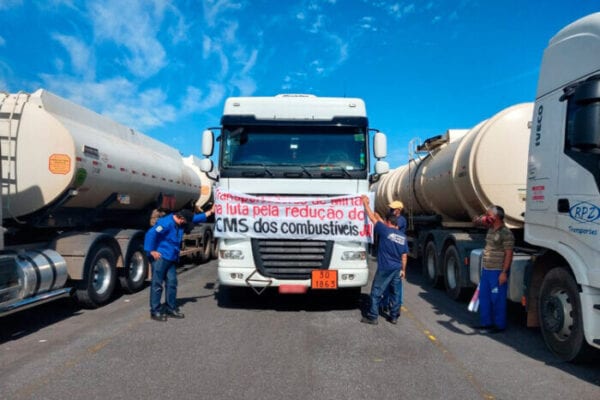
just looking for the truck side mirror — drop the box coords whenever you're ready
[202,130,214,156]
[199,158,214,173]
[374,160,389,175]
[373,132,387,159]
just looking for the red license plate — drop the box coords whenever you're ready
[311,270,338,289]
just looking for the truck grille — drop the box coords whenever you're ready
[251,239,333,280]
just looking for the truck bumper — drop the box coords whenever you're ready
[217,267,368,290]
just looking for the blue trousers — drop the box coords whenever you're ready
[479,268,508,329]
[368,268,402,320]
[150,257,178,314]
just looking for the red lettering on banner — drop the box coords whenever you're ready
[359,224,372,237]
[348,208,365,220]
[226,203,249,215]
[253,204,280,217]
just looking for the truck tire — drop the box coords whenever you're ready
[201,230,213,263]
[539,267,596,362]
[75,244,117,308]
[211,237,219,260]
[119,239,148,294]
[423,241,442,288]
[443,245,465,300]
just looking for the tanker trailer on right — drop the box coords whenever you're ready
[376,12,600,362]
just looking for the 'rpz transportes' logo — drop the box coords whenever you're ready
[569,201,600,223]
[568,202,600,236]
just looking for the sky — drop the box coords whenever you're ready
[0,0,598,168]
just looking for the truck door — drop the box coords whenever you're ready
[556,76,600,253]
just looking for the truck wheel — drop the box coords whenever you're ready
[120,239,148,294]
[211,237,219,260]
[75,244,117,308]
[538,267,595,362]
[423,241,442,288]
[443,245,464,300]
[201,230,213,263]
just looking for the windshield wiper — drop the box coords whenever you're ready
[269,163,314,178]
[321,166,352,178]
[234,163,273,177]
[300,165,312,178]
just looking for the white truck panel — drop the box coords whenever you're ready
[221,178,370,196]
[224,95,366,120]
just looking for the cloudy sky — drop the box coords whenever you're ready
[0,0,598,167]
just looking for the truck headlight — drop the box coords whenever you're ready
[341,251,366,261]
[220,250,244,260]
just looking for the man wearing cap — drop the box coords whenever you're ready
[380,203,407,316]
[144,207,214,321]
[360,195,408,325]
[388,200,406,228]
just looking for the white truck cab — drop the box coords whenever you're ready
[202,95,388,295]
[525,13,600,361]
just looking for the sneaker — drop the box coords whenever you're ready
[389,318,398,325]
[150,312,167,322]
[166,309,185,319]
[360,317,378,325]
[487,327,505,334]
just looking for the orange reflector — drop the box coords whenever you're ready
[521,295,527,307]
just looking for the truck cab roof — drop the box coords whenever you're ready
[537,12,600,97]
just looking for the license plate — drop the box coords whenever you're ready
[311,270,338,289]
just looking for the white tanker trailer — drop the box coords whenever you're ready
[375,103,533,301]
[0,89,216,316]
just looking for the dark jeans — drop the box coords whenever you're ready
[367,268,402,320]
[150,257,178,314]
[381,279,404,310]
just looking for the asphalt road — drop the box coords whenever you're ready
[1,258,599,400]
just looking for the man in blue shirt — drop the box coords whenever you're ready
[361,195,408,325]
[144,207,214,321]
[380,211,407,315]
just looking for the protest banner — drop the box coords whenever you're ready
[213,188,373,243]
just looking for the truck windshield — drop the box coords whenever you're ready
[221,125,367,172]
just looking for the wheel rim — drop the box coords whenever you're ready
[129,252,145,282]
[93,257,112,295]
[541,289,574,341]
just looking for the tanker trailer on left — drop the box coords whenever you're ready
[0,89,215,316]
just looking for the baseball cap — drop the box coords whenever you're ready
[177,209,194,222]
[388,200,404,210]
